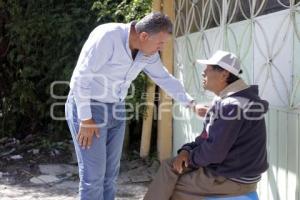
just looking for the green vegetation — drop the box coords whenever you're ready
[0,0,152,147]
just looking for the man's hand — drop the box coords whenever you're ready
[193,104,209,117]
[172,150,190,174]
[77,119,100,149]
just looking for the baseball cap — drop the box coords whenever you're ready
[196,50,241,77]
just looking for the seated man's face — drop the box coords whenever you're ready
[202,65,227,94]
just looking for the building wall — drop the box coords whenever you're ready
[173,1,300,199]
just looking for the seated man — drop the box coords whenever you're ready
[143,50,269,200]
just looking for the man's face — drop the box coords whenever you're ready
[138,31,170,56]
[202,65,227,93]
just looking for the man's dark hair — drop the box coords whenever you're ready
[211,65,242,84]
[135,12,173,35]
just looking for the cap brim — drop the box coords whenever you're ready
[196,59,217,65]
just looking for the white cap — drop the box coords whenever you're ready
[196,50,241,77]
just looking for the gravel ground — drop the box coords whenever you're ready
[0,158,157,200]
[0,137,159,199]
[0,181,148,200]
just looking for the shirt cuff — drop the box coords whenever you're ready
[76,102,92,120]
[186,99,196,109]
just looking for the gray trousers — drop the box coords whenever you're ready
[144,159,257,200]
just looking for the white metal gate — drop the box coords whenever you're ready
[173,1,300,199]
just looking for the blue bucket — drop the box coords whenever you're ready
[205,191,259,200]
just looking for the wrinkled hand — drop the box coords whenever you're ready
[193,104,209,117]
[172,150,190,174]
[77,119,100,149]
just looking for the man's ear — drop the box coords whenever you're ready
[222,71,230,82]
[139,32,149,42]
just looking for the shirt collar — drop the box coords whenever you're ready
[219,79,249,99]
[125,21,137,60]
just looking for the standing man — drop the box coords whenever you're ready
[144,50,269,200]
[65,12,196,200]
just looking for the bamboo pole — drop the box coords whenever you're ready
[152,0,162,11]
[140,82,156,158]
[157,0,175,161]
[139,0,162,158]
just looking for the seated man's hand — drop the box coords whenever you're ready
[172,150,190,174]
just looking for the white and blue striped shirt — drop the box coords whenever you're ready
[70,22,193,120]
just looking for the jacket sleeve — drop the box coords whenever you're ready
[178,141,199,154]
[143,55,193,107]
[188,104,244,168]
[70,32,113,120]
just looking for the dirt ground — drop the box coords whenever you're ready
[0,137,158,200]
[0,176,149,200]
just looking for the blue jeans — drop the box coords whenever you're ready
[65,94,126,200]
